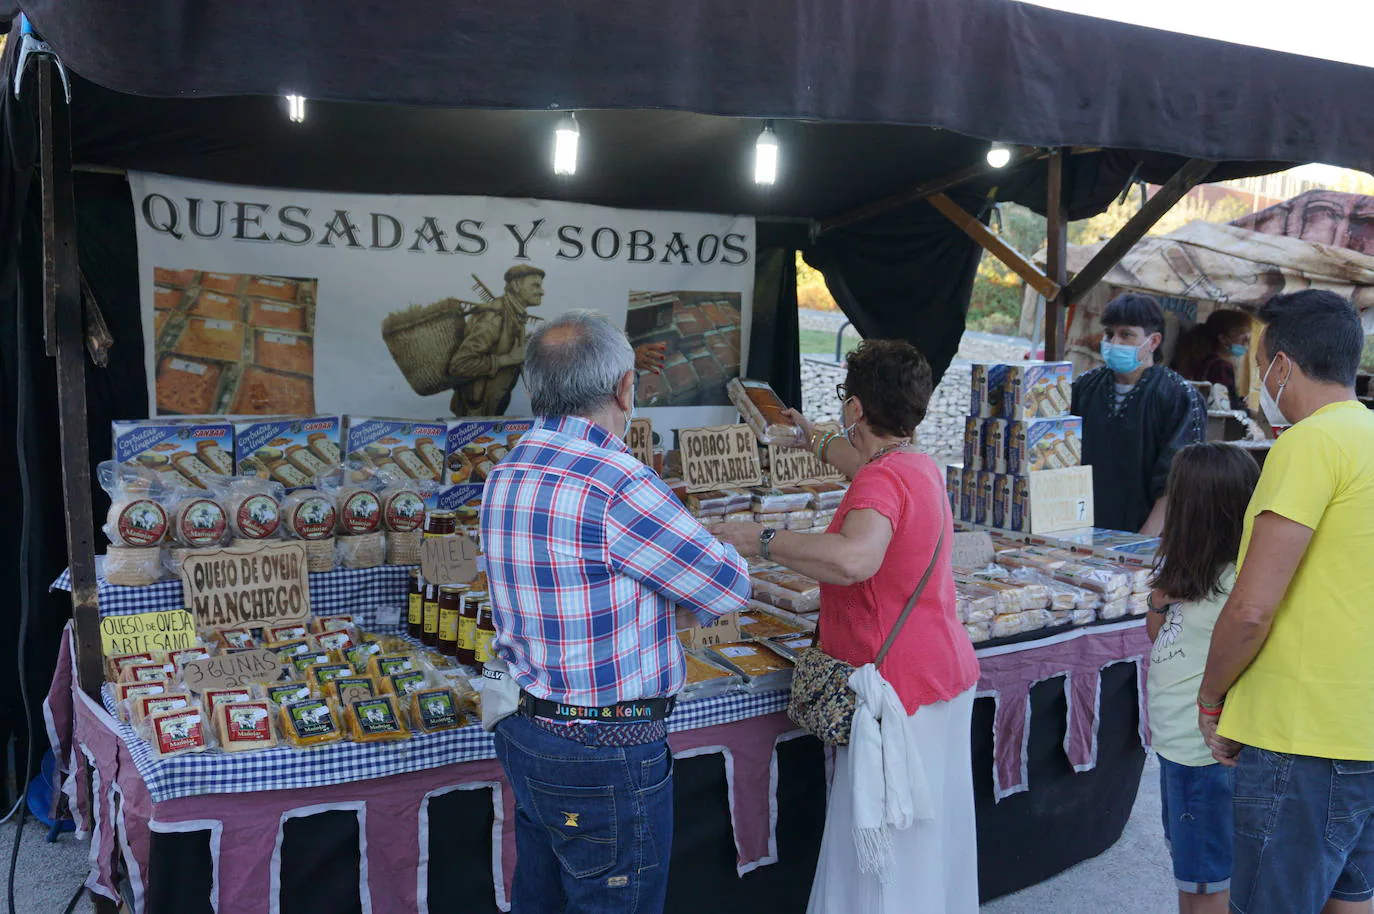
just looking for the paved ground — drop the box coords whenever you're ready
[6,756,1173,913]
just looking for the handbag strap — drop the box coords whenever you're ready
[873,523,947,669]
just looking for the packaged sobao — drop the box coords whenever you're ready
[727,378,800,446]
[224,477,285,540]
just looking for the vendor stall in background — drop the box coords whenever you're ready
[4,1,1374,912]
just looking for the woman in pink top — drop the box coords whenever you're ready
[716,340,980,914]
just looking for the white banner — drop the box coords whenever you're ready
[129,174,755,433]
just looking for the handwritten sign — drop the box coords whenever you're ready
[627,418,654,467]
[679,424,763,494]
[100,609,196,656]
[182,648,282,692]
[685,612,742,650]
[768,422,843,487]
[420,535,481,586]
[1026,467,1094,534]
[182,542,310,630]
[950,532,995,570]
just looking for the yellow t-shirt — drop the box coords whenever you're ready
[1219,401,1374,760]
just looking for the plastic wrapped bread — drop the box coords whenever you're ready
[1098,599,1130,621]
[1071,608,1097,626]
[963,621,991,643]
[990,609,1053,639]
[750,569,821,613]
[727,378,800,446]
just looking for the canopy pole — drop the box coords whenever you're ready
[926,193,1061,300]
[815,146,1045,236]
[1044,149,1068,360]
[1060,158,1217,304]
[38,59,104,697]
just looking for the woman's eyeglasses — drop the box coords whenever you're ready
[835,384,849,404]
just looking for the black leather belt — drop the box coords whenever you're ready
[517,691,675,723]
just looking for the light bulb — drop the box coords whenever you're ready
[285,94,306,123]
[986,142,1011,169]
[554,113,579,177]
[754,122,779,186]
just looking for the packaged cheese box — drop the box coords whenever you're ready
[234,416,343,489]
[1002,362,1074,420]
[112,419,234,490]
[1008,416,1083,474]
[344,417,448,485]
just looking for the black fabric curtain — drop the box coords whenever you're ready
[749,247,803,408]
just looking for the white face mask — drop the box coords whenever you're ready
[1260,355,1290,427]
[838,397,860,444]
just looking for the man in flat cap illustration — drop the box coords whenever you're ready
[449,264,546,417]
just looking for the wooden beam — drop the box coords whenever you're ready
[926,193,1061,300]
[1061,158,1217,305]
[1044,149,1069,360]
[817,146,1045,236]
[39,60,104,696]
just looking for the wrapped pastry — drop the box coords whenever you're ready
[963,622,991,643]
[277,698,344,748]
[215,700,277,752]
[802,482,847,511]
[104,546,165,587]
[339,531,386,569]
[407,687,466,732]
[1099,599,1130,621]
[738,610,809,641]
[750,487,812,514]
[1071,608,1097,626]
[170,495,228,548]
[344,694,411,742]
[286,444,333,480]
[727,378,800,446]
[708,641,793,682]
[145,706,212,757]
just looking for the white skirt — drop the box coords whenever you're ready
[807,686,979,914]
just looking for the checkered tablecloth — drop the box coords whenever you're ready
[52,561,413,634]
[100,685,788,803]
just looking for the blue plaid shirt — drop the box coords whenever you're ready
[480,415,750,706]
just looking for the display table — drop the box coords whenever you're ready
[49,567,1150,911]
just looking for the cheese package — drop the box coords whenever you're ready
[407,687,465,732]
[168,648,212,677]
[291,650,340,677]
[278,698,344,748]
[280,489,338,540]
[169,495,228,547]
[111,420,234,488]
[234,416,343,489]
[121,662,172,684]
[313,615,356,633]
[268,623,310,643]
[215,627,257,650]
[326,675,378,705]
[223,477,284,540]
[145,706,211,757]
[727,378,799,446]
[115,681,167,707]
[103,482,170,548]
[265,639,313,659]
[201,688,252,714]
[263,681,313,709]
[384,670,431,698]
[307,663,355,694]
[316,629,355,655]
[215,700,277,752]
[130,690,192,725]
[348,641,384,673]
[345,694,411,743]
[105,652,162,682]
[368,654,416,680]
[380,485,427,534]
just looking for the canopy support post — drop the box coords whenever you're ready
[926,193,1061,300]
[1060,158,1217,305]
[38,59,103,697]
[1044,149,1068,360]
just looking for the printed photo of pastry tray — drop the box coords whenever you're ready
[627,290,743,409]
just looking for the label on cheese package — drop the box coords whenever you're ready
[412,688,462,732]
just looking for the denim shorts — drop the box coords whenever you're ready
[1230,747,1374,914]
[1158,756,1234,894]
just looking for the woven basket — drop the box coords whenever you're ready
[381,299,468,396]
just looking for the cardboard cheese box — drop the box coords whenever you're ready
[1002,362,1074,420]
[234,415,344,489]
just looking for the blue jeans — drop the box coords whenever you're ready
[1231,747,1374,914]
[493,715,674,913]
[1159,757,1234,894]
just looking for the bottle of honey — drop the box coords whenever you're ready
[407,570,423,638]
[474,602,497,667]
[421,581,440,647]
[456,590,483,666]
[437,586,465,657]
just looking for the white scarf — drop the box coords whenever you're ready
[847,663,934,880]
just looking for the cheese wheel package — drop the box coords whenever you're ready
[278,698,344,748]
[336,487,383,536]
[338,531,386,569]
[215,700,277,752]
[380,485,426,533]
[144,706,212,757]
[726,378,800,446]
[129,690,191,725]
[281,489,338,541]
[105,494,169,548]
[104,546,165,587]
[225,478,284,540]
[169,495,228,548]
[345,694,411,743]
[407,687,466,732]
[386,530,422,565]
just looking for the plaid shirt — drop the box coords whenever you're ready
[481,415,750,706]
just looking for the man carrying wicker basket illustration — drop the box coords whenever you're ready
[447,265,546,416]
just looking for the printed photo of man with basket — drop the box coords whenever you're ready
[382,264,546,417]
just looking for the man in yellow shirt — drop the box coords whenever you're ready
[1199,290,1374,914]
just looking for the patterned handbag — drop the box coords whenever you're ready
[787,527,945,747]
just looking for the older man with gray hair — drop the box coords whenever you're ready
[481,310,750,913]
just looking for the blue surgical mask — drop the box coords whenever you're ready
[1100,339,1142,374]
[1228,344,1248,358]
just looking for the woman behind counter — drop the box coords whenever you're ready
[715,340,980,914]
[1172,309,1252,409]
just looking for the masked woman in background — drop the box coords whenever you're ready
[714,339,980,914]
[1173,309,1253,409]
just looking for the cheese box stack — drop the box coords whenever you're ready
[436,417,534,517]
[112,419,235,490]
[234,416,344,489]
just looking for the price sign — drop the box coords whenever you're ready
[950,532,995,570]
[181,649,283,692]
[767,422,843,487]
[420,535,481,586]
[627,418,654,467]
[182,542,310,630]
[684,612,742,649]
[679,425,763,493]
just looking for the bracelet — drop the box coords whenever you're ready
[818,434,838,465]
[1197,701,1224,717]
[814,433,836,462]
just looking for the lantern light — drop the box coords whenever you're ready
[754,121,779,186]
[986,142,1012,169]
[554,112,580,177]
[285,94,306,123]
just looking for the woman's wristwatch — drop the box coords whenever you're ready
[759,527,778,561]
